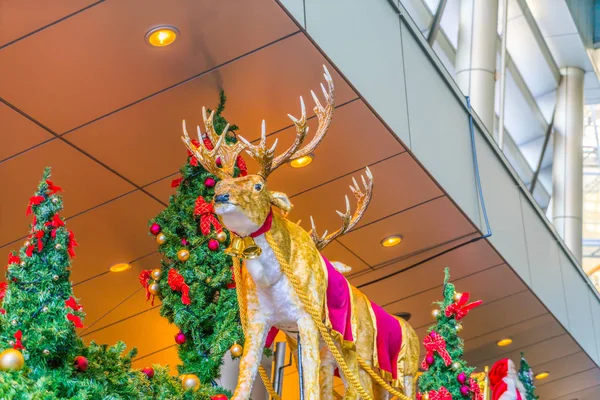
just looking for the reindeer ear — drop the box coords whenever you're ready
[269,191,293,214]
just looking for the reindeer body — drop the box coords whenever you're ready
[182,66,419,400]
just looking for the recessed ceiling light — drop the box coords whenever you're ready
[535,371,550,380]
[145,26,179,47]
[381,235,403,247]
[290,154,313,168]
[496,338,513,347]
[109,263,131,273]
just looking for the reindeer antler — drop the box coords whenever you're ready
[181,117,246,179]
[309,167,373,250]
[238,65,335,178]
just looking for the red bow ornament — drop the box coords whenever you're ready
[0,282,7,302]
[445,292,483,320]
[26,231,45,257]
[67,313,84,328]
[26,195,45,216]
[469,378,483,400]
[45,180,62,195]
[422,331,452,370]
[168,269,191,305]
[67,230,78,258]
[6,252,20,270]
[429,387,452,400]
[65,296,83,311]
[171,177,183,188]
[194,196,222,235]
[138,270,156,305]
[13,330,24,350]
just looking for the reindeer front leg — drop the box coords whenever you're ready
[297,316,321,400]
[232,321,269,400]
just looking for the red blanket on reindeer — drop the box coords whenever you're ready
[265,256,404,383]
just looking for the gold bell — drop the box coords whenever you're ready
[224,235,245,258]
[242,236,262,259]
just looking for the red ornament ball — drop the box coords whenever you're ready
[175,332,186,345]
[425,355,434,365]
[211,395,228,400]
[150,223,161,236]
[74,356,88,372]
[457,372,467,384]
[460,386,470,396]
[142,366,155,378]
[204,177,216,188]
[208,239,219,251]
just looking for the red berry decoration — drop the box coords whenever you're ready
[175,331,186,344]
[208,239,219,251]
[181,238,188,246]
[460,386,470,396]
[74,355,88,372]
[150,223,161,236]
[142,366,155,378]
[211,395,228,400]
[204,177,216,188]
[457,372,467,384]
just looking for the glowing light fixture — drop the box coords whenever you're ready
[109,263,131,273]
[496,338,513,347]
[145,26,179,47]
[290,154,313,168]
[381,235,403,247]
[535,371,550,380]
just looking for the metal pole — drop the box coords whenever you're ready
[297,334,304,400]
[497,0,509,150]
[427,0,448,46]
[272,342,288,398]
[529,101,558,193]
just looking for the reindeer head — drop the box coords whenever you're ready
[182,66,336,237]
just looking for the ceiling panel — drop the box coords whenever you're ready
[553,384,600,400]
[533,351,596,386]
[0,0,98,47]
[0,140,135,248]
[287,152,440,237]
[338,196,477,266]
[0,0,298,132]
[0,103,54,161]
[536,367,600,400]
[65,34,357,186]
[321,240,371,275]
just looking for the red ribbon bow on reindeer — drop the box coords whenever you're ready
[428,387,452,400]
[168,269,191,305]
[445,292,483,320]
[13,330,24,350]
[421,331,452,370]
[194,196,222,235]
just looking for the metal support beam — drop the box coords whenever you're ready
[514,0,561,84]
[498,0,509,149]
[271,342,290,398]
[427,0,448,46]
[529,78,560,193]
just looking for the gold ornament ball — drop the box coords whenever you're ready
[8,341,14,347]
[0,349,24,371]
[55,244,62,250]
[53,275,59,281]
[148,282,160,295]
[455,323,463,332]
[24,241,30,247]
[177,249,190,262]
[43,349,50,356]
[454,292,462,301]
[156,233,167,245]
[216,231,227,243]
[151,269,162,280]
[230,343,243,357]
[431,309,440,318]
[10,320,16,326]
[42,306,49,313]
[451,362,461,371]
[213,291,220,303]
[422,394,430,400]
[181,374,200,390]
[20,261,25,266]
[205,277,212,284]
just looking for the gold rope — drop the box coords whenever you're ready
[232,257,282,400]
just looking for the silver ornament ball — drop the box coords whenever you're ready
[43,349,50,356]
[53,275,59,281]
[55,244,62,250]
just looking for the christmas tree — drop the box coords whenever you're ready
[518,353,538,400]
[140,92,245,390]
[417,268,483,400]
[0,168,220,399]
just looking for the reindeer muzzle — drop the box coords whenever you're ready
[224,235,262,260]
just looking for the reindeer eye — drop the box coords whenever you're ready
[254,183,263,192]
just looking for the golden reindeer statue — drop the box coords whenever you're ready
[182,66,419,400]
